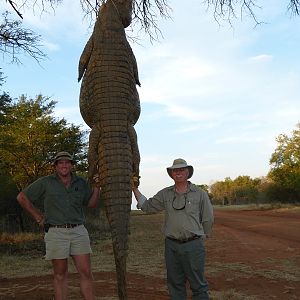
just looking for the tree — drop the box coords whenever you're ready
[204,0,300,24]
[230,176,260,204]
[268,122,300,202]
[0,168,19,215]
[197,184,213,199]
[210,176,262,205]
[5,0,171,37]
[0,91,12,121]
[0,94,88,190]
[210,177,233,205]
[0,68,5,84]
[1,0,171,60]
[7,0,300,30]
[1,0,299,66]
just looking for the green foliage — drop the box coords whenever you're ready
[210,177,233,205]
[0,171,19,215]
[210,176,261,205]
[0,92,12,122]
[197,184,212,198]
[0,94,88,190]
[268,123,300,202]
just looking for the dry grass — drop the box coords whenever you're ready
[0,232,42,244]
[208,261,300,282]
[0,211,167,278]
[214,203,300,211]
[90,212,166,278]
[210,289,258,300]
[1,208,299,299]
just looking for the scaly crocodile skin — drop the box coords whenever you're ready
[78,1,140,298]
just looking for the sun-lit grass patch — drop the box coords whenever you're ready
[0,232,43,244]
[214,203,300,211]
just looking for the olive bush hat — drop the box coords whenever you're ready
[167,158,194,179]
[53,151,74,164]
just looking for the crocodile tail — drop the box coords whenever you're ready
[98,130,132,299]
[106,200,131,299]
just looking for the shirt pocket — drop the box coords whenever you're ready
[69,189,86,207]
[185,195,199,215]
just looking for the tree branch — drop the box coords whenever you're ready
[7,0,23,19]
[0,12,46,64]
[288,0,300,16]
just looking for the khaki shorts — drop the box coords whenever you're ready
[44,225,92,260]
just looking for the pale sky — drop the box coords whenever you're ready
[1,0,300,202]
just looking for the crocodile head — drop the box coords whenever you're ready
[111,0,133,28]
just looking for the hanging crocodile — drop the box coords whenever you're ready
[78,0,140,298]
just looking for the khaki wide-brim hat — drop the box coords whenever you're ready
[166,158,194,179]
[53,151,74,164]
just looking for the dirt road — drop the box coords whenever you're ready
[207,208,300,299]
[1,207,299,299]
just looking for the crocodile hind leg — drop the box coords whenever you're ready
[128,123,140,187]
[88,123,101,184]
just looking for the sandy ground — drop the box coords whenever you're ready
[1,207,300,299]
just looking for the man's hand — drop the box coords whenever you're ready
[132,175,140,188]
[92,174,101,188]
[36,215,45,228]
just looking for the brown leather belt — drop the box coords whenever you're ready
[167,235,200,244]
[49,224,82,228]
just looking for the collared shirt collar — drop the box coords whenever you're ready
[167,181,197,193]
[52,172,78,184]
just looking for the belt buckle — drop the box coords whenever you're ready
[176,237,190,243]
[181,235,199,243]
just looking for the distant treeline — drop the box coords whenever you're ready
[199,174,299,206]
